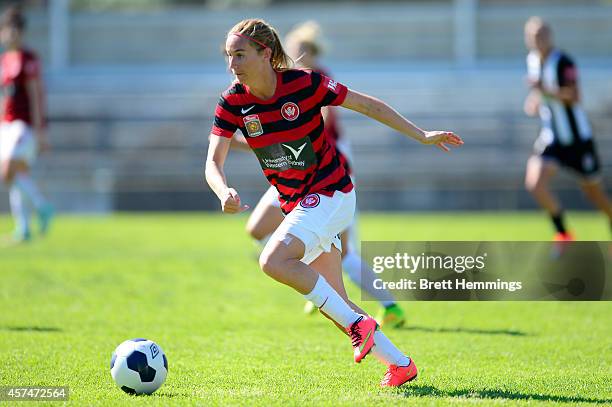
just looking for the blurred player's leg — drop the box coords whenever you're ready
[2,122,53,239]
[525,156,572,239]
[2,158,32,242]
[246,186,284,245]
[8,180,30,241]
[339,230,405,328]
[579,179,612,235]
[13,171,53,234]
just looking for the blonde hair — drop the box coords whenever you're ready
[285,20,326,58]
[525,16,551,37]
[228,18,291,70]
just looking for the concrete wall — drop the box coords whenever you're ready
[27,1,612,68]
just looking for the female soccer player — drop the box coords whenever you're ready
[240,20,406,327]
[523,17,612,239]
[205,18,463,387]
[0,5,53,242]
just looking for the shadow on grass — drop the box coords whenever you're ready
[123,392,189,398]
[1,326,62,332]
[400,385,611,404]
[402,325,527,336]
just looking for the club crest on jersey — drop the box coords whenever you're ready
[300,193,320,208]
[323,77,339,94]
[281,102,300,121]
[243,114,263,137]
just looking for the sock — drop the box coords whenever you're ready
[9,185,30,233]
[551,212,566,234]
[342,251,395,307]
[371,330,410,367]
[13,173,45,210]
[304,275,361,328]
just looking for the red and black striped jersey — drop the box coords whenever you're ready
[1,48,43,125]
[315,67,341,144]
[211,69,354,214]
[315,67,350,175]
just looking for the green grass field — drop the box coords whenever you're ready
[0,212,611,406]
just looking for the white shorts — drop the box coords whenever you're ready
[270,189,356,265]
[0,120,36,165]
[261,183,360,253]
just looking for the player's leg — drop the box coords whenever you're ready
[245,186,284,244]
[311,246,416,386]
[525,155,570,239]
[309,244,358,328]
[579,179,612,226]
[574,143,612,234]
[3,122,53,238]
[258,190,377,362]
[312,217,413,374]
[259,234,377,362]
[304,230,357,314]
[2,159,31,241]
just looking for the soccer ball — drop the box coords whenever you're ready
[110,338,168,395]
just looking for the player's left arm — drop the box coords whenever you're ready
[25,61,49,152]
[341,89,463,152]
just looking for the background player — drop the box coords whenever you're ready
[523,16,611,239]
[0,5,53,243]
[239,20,406,327]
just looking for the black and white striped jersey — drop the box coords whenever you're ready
[526,49,592,148]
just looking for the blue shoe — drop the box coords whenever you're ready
[38,204,54,236]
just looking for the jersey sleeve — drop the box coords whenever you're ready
[210,96,239,138]
[557,54,578,87]
[312,71,348,107]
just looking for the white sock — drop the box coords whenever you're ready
[14,173,45,210]
[371,331,410,367]
[9,185,30,232]
[304,275,361,328]
[342,251,395,307]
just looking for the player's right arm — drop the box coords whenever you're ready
[523,89,540,117]
[205,134,249,214]
[341,89,463,151]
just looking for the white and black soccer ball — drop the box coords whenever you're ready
[110,338,168,395]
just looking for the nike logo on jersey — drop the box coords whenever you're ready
[282,142,307,160]
[241,105,256,114]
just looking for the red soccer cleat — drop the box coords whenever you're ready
[380,360,418,387]
[554,232,575,242]
[348,315,378,363]
[552,231,575,258]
